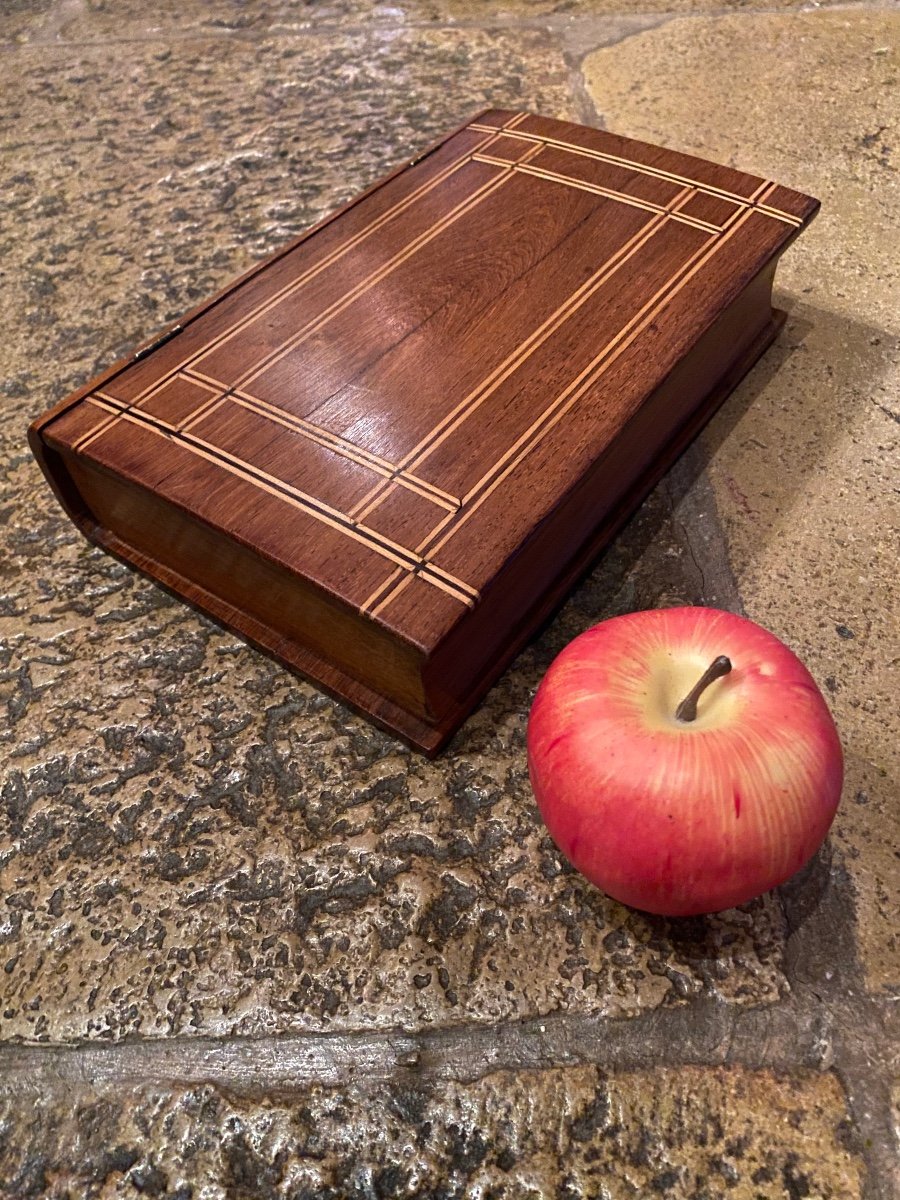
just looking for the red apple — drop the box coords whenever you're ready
[527,607,843,916]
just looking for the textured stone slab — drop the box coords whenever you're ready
[0,1063,863,1199]
[0,24,800,1042]
[0,514,789,1041]
[3,0,857,45]
[0,0,55,43]
[583,9,900,994]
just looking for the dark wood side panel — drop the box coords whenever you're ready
[423,262,780,732]
[55,453,431,721]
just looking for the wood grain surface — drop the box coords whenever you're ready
[29,110,819,752]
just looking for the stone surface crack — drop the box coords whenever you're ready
[679,517,709,597]
[871,397,900,424]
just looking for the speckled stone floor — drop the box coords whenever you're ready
[1,2,898,1198]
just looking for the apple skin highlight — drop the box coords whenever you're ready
[526,607,844,917]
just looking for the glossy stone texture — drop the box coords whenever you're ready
[3,0,859,46]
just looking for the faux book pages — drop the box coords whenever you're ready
[29,110,819,753]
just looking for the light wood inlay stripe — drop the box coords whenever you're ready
[226,381,397,469]
[359,505,461,615]
[755,203,803,226]
[425,562,479,600]
[230,394,396,478]
[468,122,802,225]
[180,391,231,432]
[135,117,528,408]
[228,390,459,512]
[132,114,529,403]
[367,183,775,618]
[174,369,461,512]
[73,410,125,453]
[81,396,477,609]
[95,365,226,427]
[370,571,415,620]
[230,143,544,394]
[77,115,798,630]
[354,185,694,528]
[361,566,406,616]
[427,184,776,556]
[473,153,721,233]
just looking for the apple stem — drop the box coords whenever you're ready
[675,655,733,722]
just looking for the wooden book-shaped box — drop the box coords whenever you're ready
[29,111,818,753]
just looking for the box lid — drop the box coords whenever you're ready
[38,110,817,655]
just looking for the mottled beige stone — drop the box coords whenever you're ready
[584,10,900,991]
[3,0,858,45]
[0,0,55,42]
[0,1064,864,1198]
[0,29,794,1044]
[0,527,790,1041]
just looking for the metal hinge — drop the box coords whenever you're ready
[132,324,184,363]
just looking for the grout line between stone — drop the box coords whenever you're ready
[557,11,673,61]
[833,1024,900,1200]
[562,44,607,131]
[0,989,891,1088]
[1,991,893,1195]
[777,852,897,1200]
[0,998,843,1093]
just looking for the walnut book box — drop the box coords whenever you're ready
[30,111,818,754]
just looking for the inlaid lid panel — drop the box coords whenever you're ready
[43,110,817,653]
